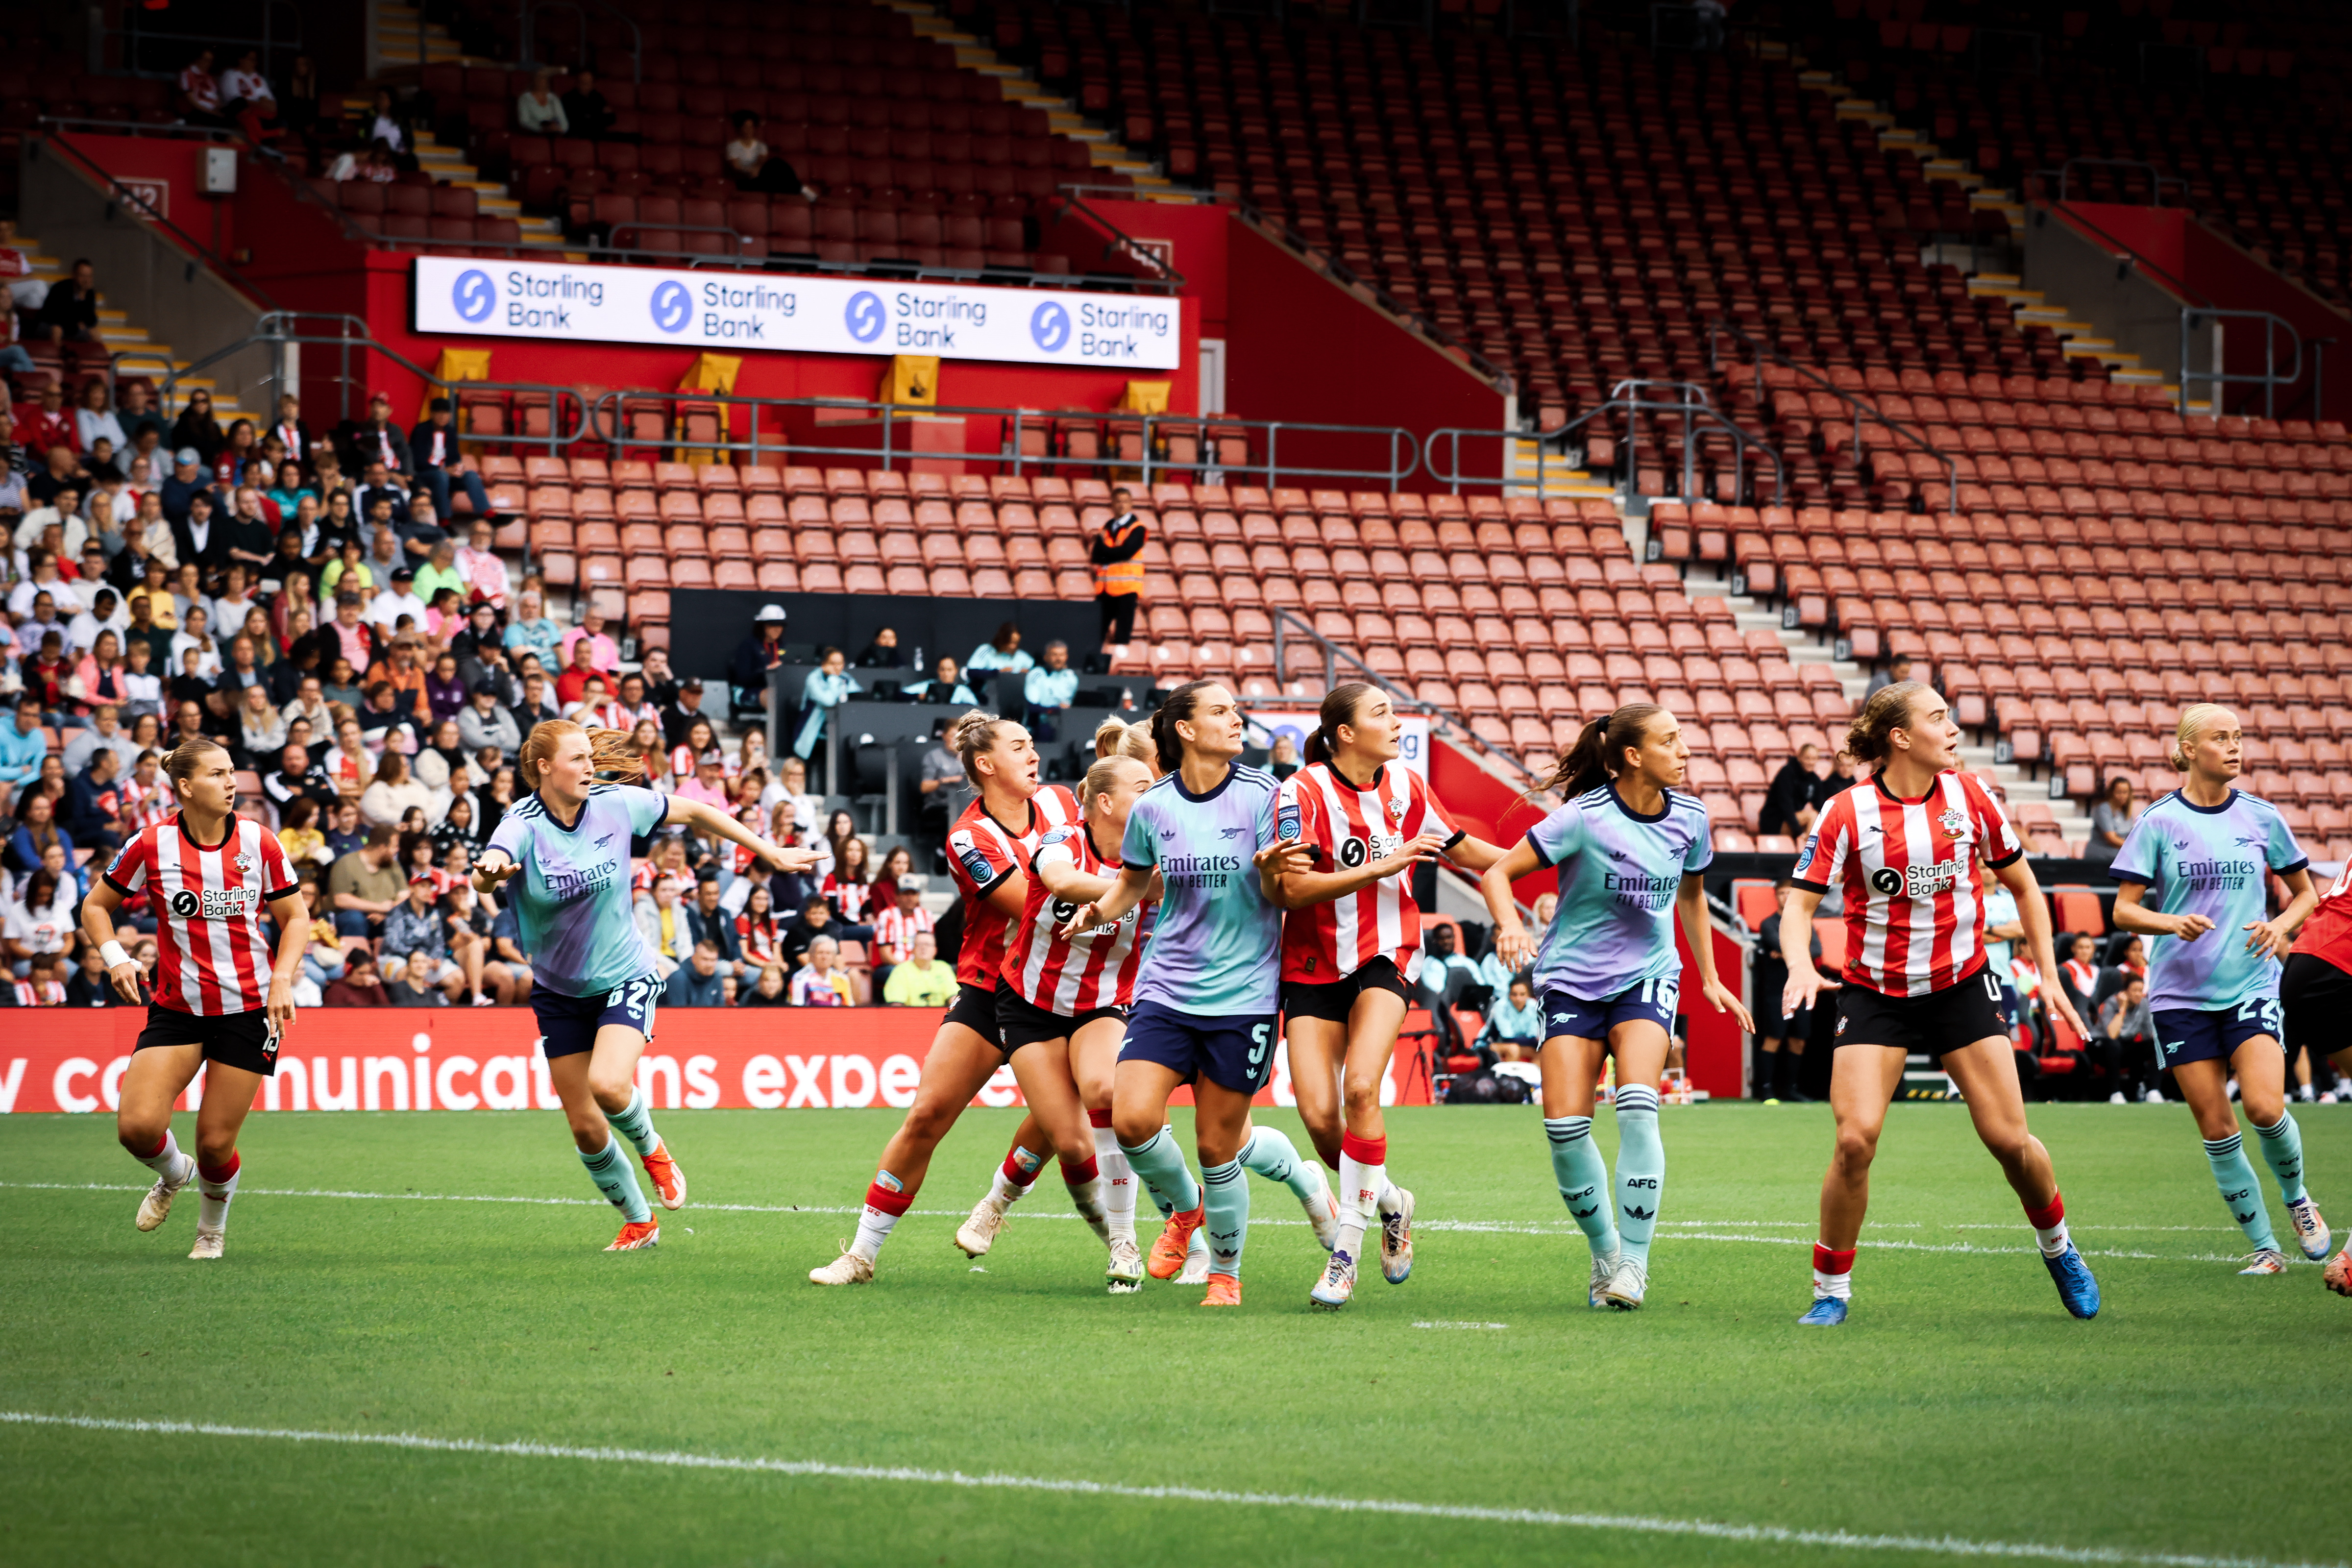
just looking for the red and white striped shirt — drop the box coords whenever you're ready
[1791,769,2023,998]
[1276,760,1458,984]
[869,902,934,965]
[2291,858,2352,978]
[103,813,299,1015]
[1001,819,1146,1012]
[947,785,1078,988]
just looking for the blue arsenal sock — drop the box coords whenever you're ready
[1545,1115,1620,1259]
[2204,1132,2276,1251]
[1200,1156,1249,1278]
[1612,1084,1665,1267]
[581,1134,651,1224]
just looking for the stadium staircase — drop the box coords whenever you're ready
[9,226,247,421]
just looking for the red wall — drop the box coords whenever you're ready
[2060,202,2351,424]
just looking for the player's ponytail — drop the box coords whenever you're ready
[1537,704,1662,800]
[1846,681,1927,766]
[518,719,645,790]
[1092,715,1132,761]
[1304,682,1377,767]
[952,708,1011,785]
[1080,754,1140,814]
[2171,703,2234,772]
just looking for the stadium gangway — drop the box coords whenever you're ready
[1708,319,1958,516]
[1424,382,1786,511]
[2180,307,2304,420]
[581,388,1422,491]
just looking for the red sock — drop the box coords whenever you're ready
[1086,1108,1113,1129]
[1060,1154,1101,1185]
[862,1180,913,1217]
[1001,1144,1043,1186]
[141,1132,170,1160]
[197,1152,241,1186]
[1340,1131,1387,1165]
[1813,1243,1855,1275]
[2023,1192,2065,1230]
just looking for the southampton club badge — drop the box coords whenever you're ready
[234,852,257,872]
[1936,807,1967,841]
[1386,796,1406,823]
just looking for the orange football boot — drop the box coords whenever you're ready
[605,1220,661,1251]
[1147,1204,1205,1279]
[1200,1273,1242,1307]
[641,1142,687,1210]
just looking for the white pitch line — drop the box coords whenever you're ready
[0,1183,2279,1260]
[0,1411,2333,1568]
[1415,1320,1510,1330]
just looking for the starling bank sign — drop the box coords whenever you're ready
[413,256,1180,369]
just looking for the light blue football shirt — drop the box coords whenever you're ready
[1121,762,1282,1016]
[487,784,671,998]
[2109,787,2306,1013]
[1525,784,1713,1002]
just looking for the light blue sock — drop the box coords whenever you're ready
[2253,1114,2307,1204]
[606,1085,660,1157]
[580,1134,650,1224]
[1201,1156,1249,1277]
[1239,1124,1324,1205]
[1544,1115,1620,1258]
[2204,1132,2277,1250]
[1613,1084,1665,1267]
[1120,1127,1201,1217]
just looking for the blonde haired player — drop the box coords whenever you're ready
[474,720,818,1251]
[87,739,306,1261]
[2110,704,2325,1275]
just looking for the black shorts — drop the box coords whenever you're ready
[944,981,1004,1051]
[531,973,661,1060]
[1281,956,1409,1024]
[1834,967,2010,1059]
[2281,953,2352,1055]
[134,1004,277,1076]
[995,985,1125,1054]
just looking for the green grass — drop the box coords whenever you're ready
[4,1101,2350,1568]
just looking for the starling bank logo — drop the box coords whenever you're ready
[451,269,495,323]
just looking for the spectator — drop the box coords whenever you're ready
[360,751,435,828]
[423,649,467,724]
[513,670,560,733]
[73,378,125,456]
[36,259,100,344]
[854,625,901,667]
[347,392,413,478]
[382,875,471,1003]
[634,875,693,977]
[170,394,226,467]
[64,942,118,1007]
[2056,932,2102,1027]
[658,675,711,751]
[2092,975,2157,1104]
[1409,921,1483,1060]
[869,873,933,986]
[561,67,616,139]
[176,48,221,122]
[779,891,855,968]
[63,706,140,776]
[737,963,790,1006]
[1752,878,1823,1102]
[323,949,390,1005]
[915,716,965,837]
[823,833,877,923]
[724,111,808,196]
[220,489,275,571]
[234,681,287,764]
[1479,977,1544,1062]
[904,655,978,707]
[5,950,67,1004]
[730,602,789,712]
[557,602,619,675]
[218,49,277,140]
[457,679,520,760]
[504,586,559,665]
[790,645,858,760]
[408,398,493,525]
[368,566,430,637]
[2085,775,2137,871]
[965,620,1030,675]
[791,934,855,1005]
[0,695,45,813]
[453,518,510,610]
[362,89,409,158]
[15,389,74,464]
[276,793,330,867]
[1265,733,1300,781]
[2,864,75,972]
[62,745,124,851]
[1091,485,1146,645]
[1867,652,1915,698]
[1022,639,1077,741]
[664,941,728,1006]
[1978,862,2024,1029]
[5,789,74,877]
[517,68,568,135]
[327,823,404,938]
[1761,741,1828,839]
[387,949,449,1007]
[173,491,229,574]
[882,928,956,1006]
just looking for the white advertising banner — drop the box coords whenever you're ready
[411,255,1181,369]
[1246,711,1431,781]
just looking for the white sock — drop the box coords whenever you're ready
[1093,1122,1138,1244]
[1065,1169,1109,1244]
[2033,1218,2071,1258]
[1376,1177,1403,1218]
[987,1161,1037,1210]
[1338,1143,1386,1260]
[135,1129,196,1186]
[196,1155,241,1233]
[851,1205,899,1262]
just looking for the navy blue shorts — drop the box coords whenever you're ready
[1540,978,1680,1044]
[2153,998,2284,1072]
[534,972,663,1059]
[1121,999,1279,1095]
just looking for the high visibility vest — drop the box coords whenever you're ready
[1093,520,1145,596]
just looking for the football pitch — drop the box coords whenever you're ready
[5,1101,2350,1568]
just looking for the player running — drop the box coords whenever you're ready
[997,753,1156,1291]
[810,712,1078,1284]
[1478,705,1750,1312]
[2283,857,2352,1294]
[474,720,816,1252]
[1269,682,1506,1310]
[1055,681,1311,1308]
[86,739,306,1261]
[1782,682,2100,1325]
[2109,704,2325,1277]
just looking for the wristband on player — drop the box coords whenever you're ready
[100,939,133,970]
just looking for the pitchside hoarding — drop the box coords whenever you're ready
[1,1011,1433,1114]
[412,256,1182,369]
[1247,712,1431,780]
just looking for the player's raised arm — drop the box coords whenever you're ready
[665,794,821,876]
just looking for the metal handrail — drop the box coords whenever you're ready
[521,0,644,82]
[1425,382,1787,509]
[2031,157,2188,207]
[582,389,1421,490]
[1709,318,1958,514]
[2180,308,2303,420]
[102,2,304,78]
[2034,198,2209,307]
[1266,606,1544,791]
[26,130,280,312]
[1045,186,1186,289]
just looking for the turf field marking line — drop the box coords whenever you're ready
[1413,1320,1510,1330]
[0,1412,2335,1568]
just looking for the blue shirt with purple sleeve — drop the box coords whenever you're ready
[1121,762,1282,1016]
[1525,784,1712,1002]
[2109,787,2306,1013]
[487,784,671,998]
